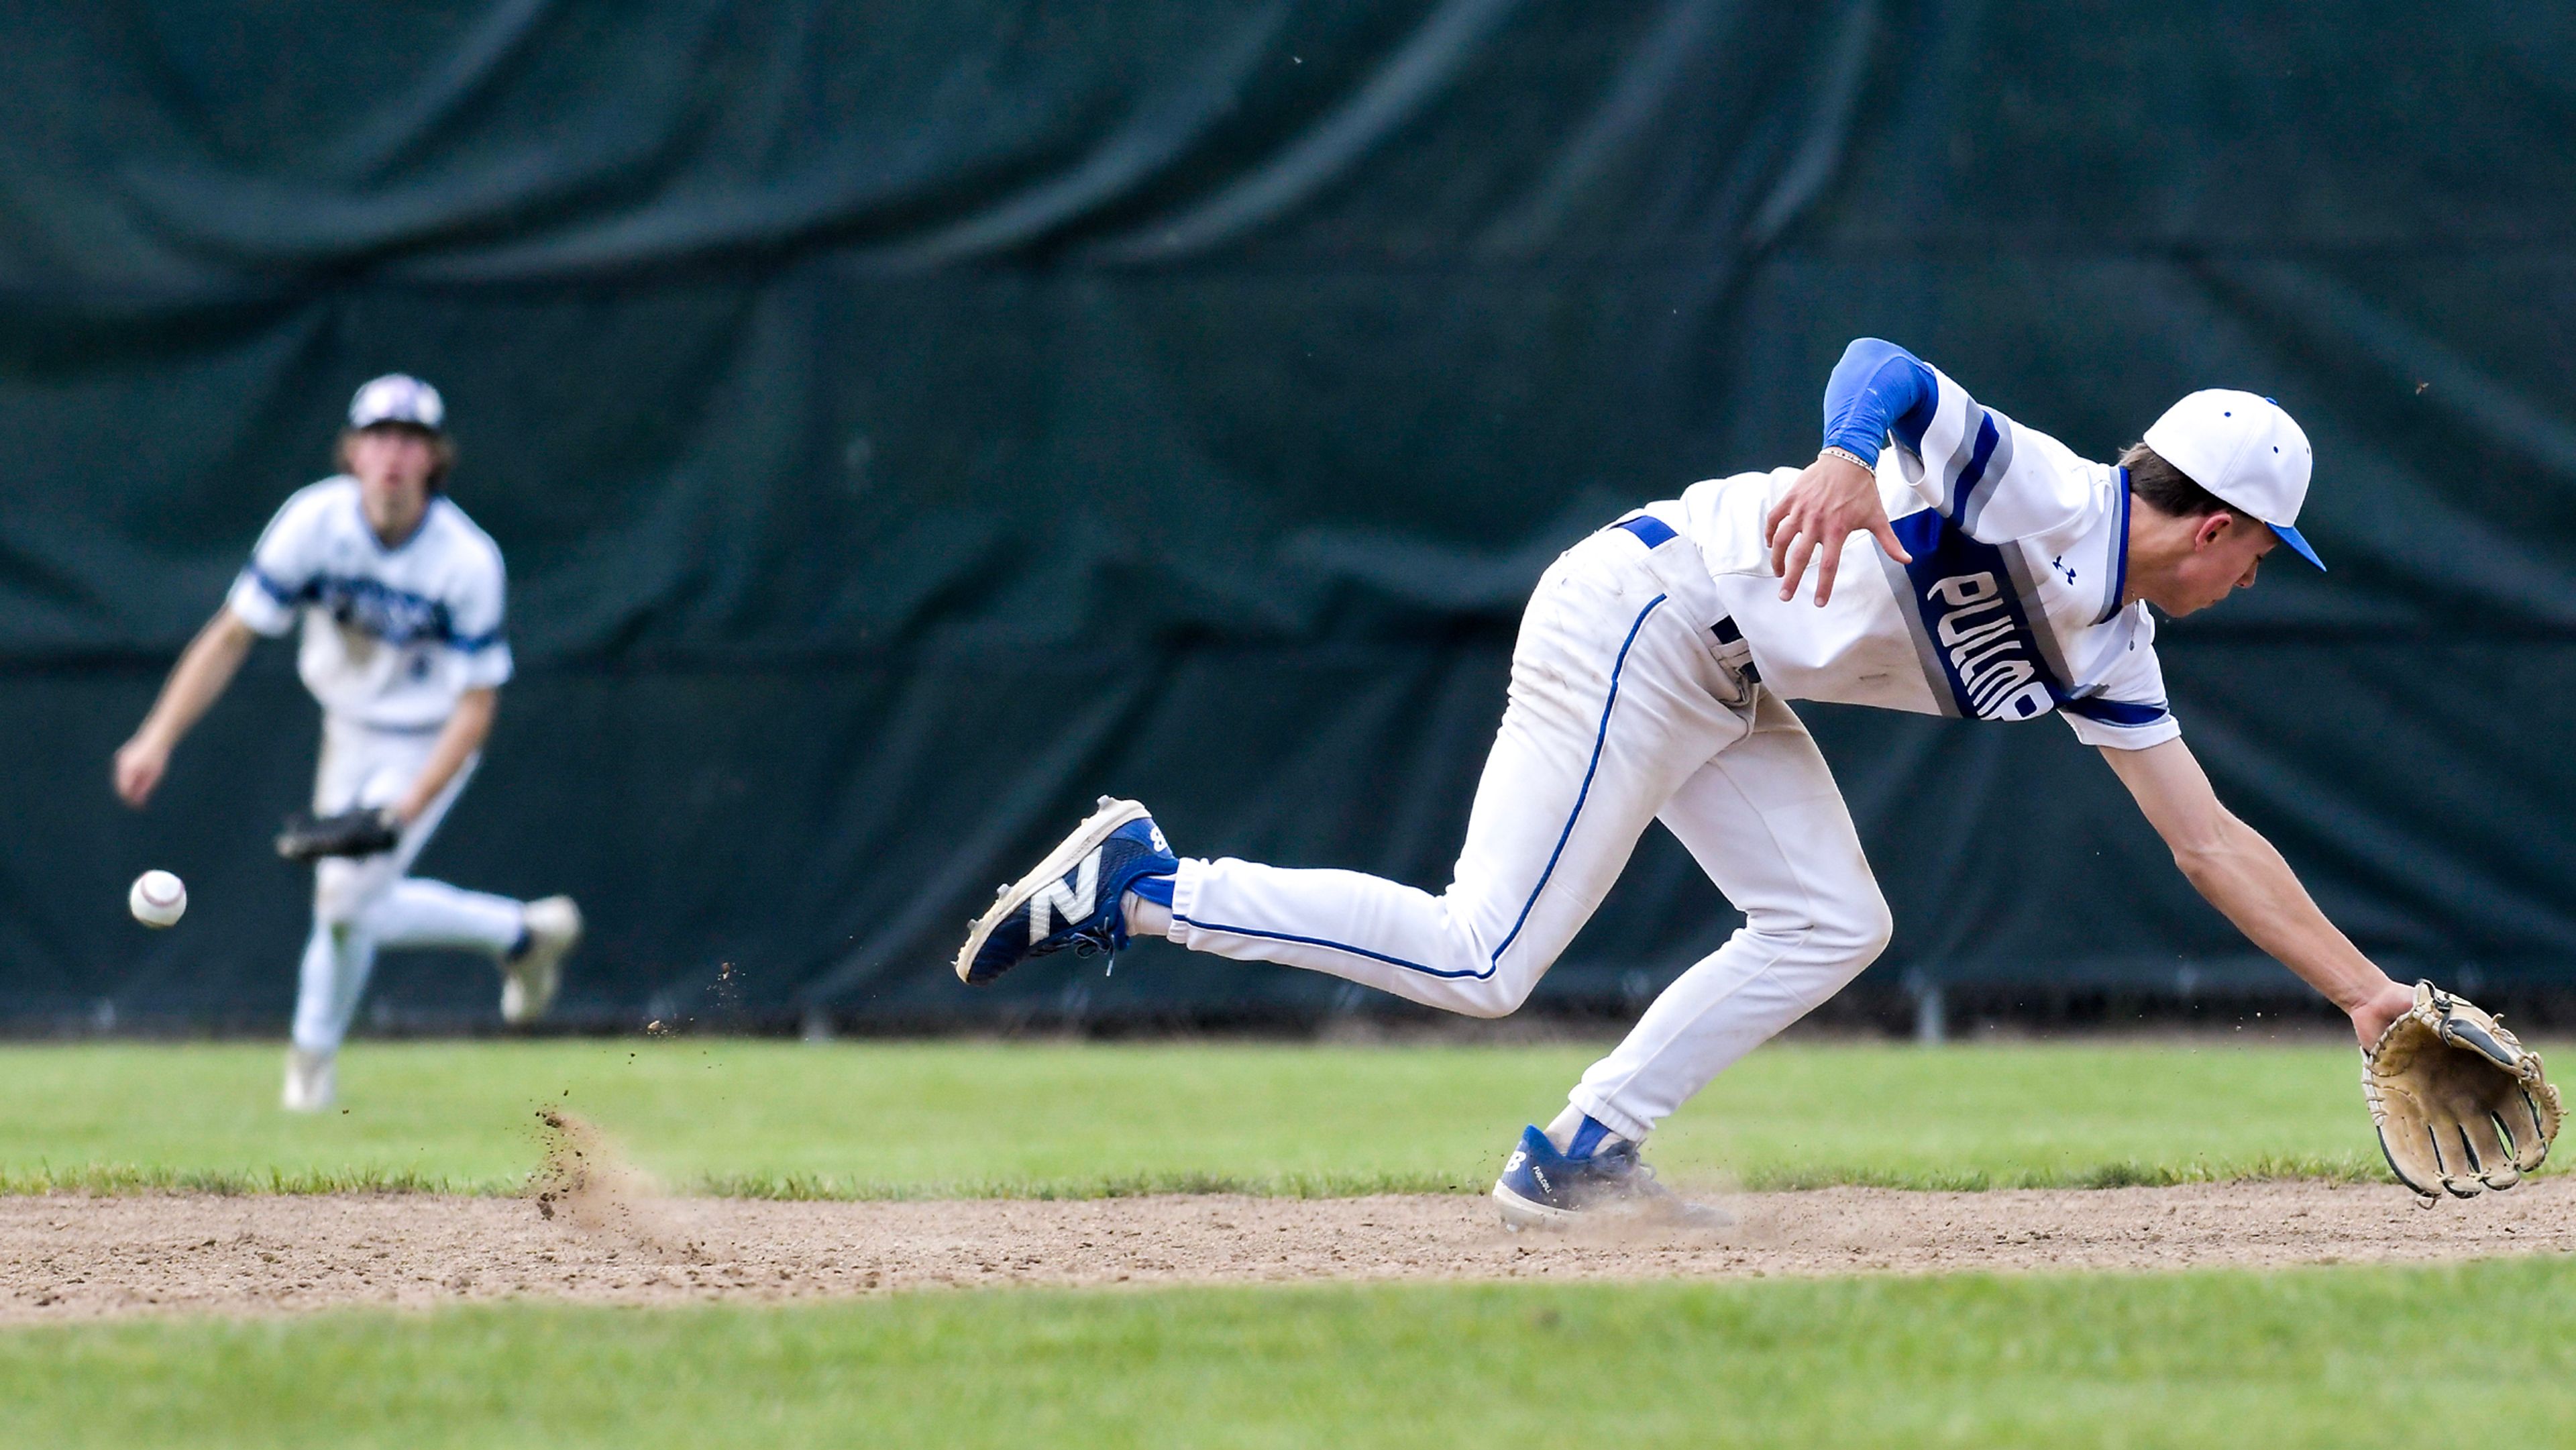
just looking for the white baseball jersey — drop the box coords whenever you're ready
[1649,364,2179,751]
[225,477,513,729]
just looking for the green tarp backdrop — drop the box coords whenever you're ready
[4,2,2573,1029]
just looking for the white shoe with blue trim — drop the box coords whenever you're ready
[502,896,580,1025]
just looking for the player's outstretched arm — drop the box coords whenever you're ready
[2100,737,2414,1046]
[113,607,258,808]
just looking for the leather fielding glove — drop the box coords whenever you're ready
[2361,980,2562,1200]
[275,807,402,861]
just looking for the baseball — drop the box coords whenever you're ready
[129,869,187,928]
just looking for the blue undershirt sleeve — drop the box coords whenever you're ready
[1821,338,1940,468]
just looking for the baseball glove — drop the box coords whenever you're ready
[2361,980,2562,1200]
[275,807,402,862]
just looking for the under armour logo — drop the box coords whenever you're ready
[2051,555,2078,586]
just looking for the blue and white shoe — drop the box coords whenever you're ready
[1491,1124,1730,1231]
[955,797,1177,986]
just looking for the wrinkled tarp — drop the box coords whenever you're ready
[3,2,2572,1025]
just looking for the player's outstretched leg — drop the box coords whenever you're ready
[955,798,1180,985]
[1089,522,1750,1018]
[360,876,579,1025]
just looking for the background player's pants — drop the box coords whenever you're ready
[291,717,526,1055]
[1162,521,1893,1142]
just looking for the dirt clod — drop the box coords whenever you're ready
[527,1111,678,1253]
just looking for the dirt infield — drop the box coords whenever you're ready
[5,1176,2571,1322]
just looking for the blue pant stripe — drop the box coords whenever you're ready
[1178,590,1670,984]
[1489,592,1666,964]
[1169,915,1482,978]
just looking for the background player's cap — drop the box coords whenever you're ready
[2141,389,2322,570]
[348,374,445,433]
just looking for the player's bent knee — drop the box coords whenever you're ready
[1786,886,1892,970]
[313,888,365,929]
[1446,971,1536,1020]
[1825,893,1894,968]
[311,865,393,929]
[1842,890,1895,964]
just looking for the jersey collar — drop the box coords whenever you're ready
[354,482,437,556]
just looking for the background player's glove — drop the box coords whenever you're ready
[274,807,402,861]
[2361,980,2562,1200]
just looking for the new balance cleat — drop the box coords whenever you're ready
[955,798,1177,986]
[1491,1125,1730,1231]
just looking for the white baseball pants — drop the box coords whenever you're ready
[291,716,527,1054]
[1163,521,1892,1141]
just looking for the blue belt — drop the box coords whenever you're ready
[1609,515,1759,686]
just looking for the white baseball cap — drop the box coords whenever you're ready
[348,373,445,433]
[2139,389,2322,570]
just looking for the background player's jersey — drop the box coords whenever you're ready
[1652,353,2178,751]
[224,477,512,729]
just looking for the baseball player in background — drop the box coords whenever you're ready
[957,338,2460,1225]
[113,375,580,1112]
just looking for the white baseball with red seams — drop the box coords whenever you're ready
[128,870,187,928]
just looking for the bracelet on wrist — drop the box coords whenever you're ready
[1818,445,1874,472]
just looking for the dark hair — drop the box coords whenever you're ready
[2121,442,2241,521]
[336,423,456,493]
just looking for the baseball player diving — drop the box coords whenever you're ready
[957,338,2559,1221]
[112,375,582,1112]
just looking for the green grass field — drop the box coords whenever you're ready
[0,1034,2404,1196]
[9,1261,2576,1447]
[11,1036,2572,1447]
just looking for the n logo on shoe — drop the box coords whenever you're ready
[1027,851,1101,940]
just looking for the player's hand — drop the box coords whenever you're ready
[113,735,169,808]
[2348,979,2417,1050]
[1765,451,1912,607]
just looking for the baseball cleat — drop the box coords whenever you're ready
[282,1046,336,1112]
[1491,1124,1730,1231]
[502,895,581,1025]
[955,797,1177,986]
